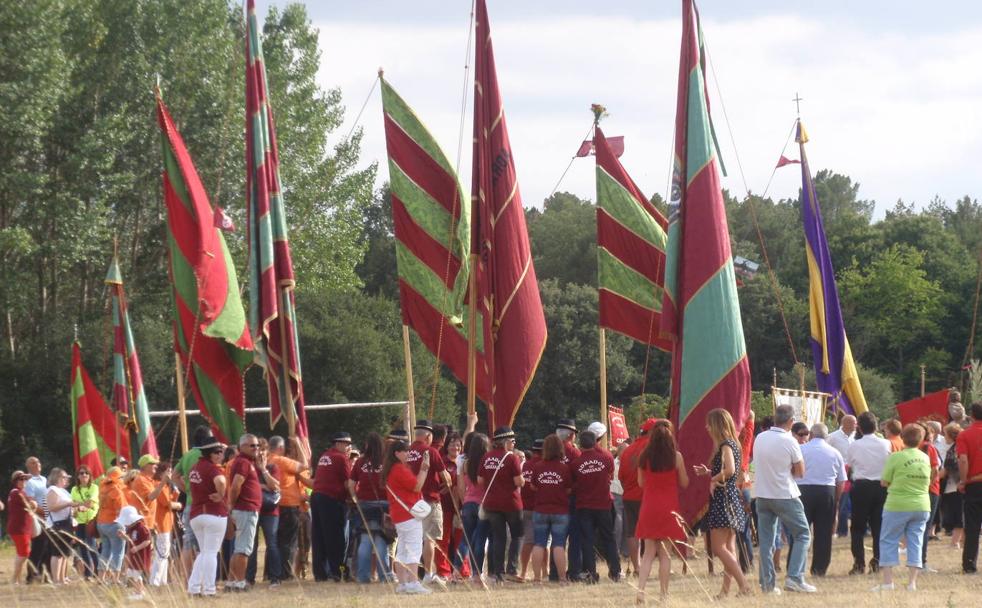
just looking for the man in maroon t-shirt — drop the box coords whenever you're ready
[406,420,450,585]
[311,432,352,581]
[617,418,656,574]
[572,430,621,582]
[519,439,543,580]
[555,418,582,580]
[227,434,263,589]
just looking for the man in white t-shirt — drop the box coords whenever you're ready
[752,404,815,594]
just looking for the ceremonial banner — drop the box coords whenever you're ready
[798,121,868,415]
[608,405,630,446]
[896,389,949,425]
[106,257,158,457]
[772,387,827,427]
[578,135,625,158]
[71,342,130,477]
[380,78,484,397]
[157,94,253,444]
[246,0,307,437]
[661,0,751,525]
[471,0,548,427]
[595,126,671,349]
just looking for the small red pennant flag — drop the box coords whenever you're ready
[776,155,800,168]
[577,136,625,158]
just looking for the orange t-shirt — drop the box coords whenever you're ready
[97,480,128,524]
[270,454,304,508]
[129,473,159,529]
[155,485,175,533]
[889,436,904,453]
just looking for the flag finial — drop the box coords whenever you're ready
[591,103,608,126]
[377,66,384,79]
[73,323,78,342]
[793,92,803,117]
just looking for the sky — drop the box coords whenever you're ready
[256,1,982,215]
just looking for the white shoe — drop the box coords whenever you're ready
[907,583,917,592]
[395,583,408,594]
[785,579,817,593]
[405,582,433,595]
[765,587,782,596]
[871,583,895,592]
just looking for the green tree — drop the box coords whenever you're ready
[527,192,597,286]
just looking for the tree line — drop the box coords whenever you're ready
[2,0,981,474]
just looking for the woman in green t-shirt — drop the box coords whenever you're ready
[70,465,100,579]
[872,424,931,593]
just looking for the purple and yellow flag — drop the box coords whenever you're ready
[245,0,307,438]
[661,0,751,525]
[797,121,867,415]
[106,256,158,458]
[157,93,254,445]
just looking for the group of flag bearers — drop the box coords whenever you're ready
[64,0,875,597]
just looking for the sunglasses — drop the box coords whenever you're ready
[246,444,260,448]
[78,472,90,476]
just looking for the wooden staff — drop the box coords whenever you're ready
[599,327,609,450]
[175,352,189,454]
[402,325,416,432]
[920,364,926,397]
[466,253,478,417]
[277,300,297,440]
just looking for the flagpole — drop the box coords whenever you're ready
[920,364,926,397]
[277,302,298,440]
[402,324,417,432]
[466,253,478,418]
[175,352,189,454]
[599,327,609,450]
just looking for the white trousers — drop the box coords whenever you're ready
[188,515,226,595]
[149,531,171,586]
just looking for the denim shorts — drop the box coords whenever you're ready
[231,509,259,555]
[532,511,570,548]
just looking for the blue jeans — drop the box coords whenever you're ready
[756,497,810,591]
[246,514,281,583]
[880,510,929,568]
[461,502,489,575]
[98,522,125,572]
[357,533,391,582]
[76,523,99,577]
[532,512,570,547]
[922,494,939,566]
[836,488,851,536]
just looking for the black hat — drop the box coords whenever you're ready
[414,419,434,433]
[557,418,578,433]
[332,432,352,444]
[196,434,223,451]
[387,428,410,441]
[532,439,544,452]
[493,426,516,440]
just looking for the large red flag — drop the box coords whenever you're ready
[71,342,130,477]
[471,0,547,428]
[661,0,751,525]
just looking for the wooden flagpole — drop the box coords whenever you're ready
[920,364,926,397]
[402,324,417,432]
[174,352,189,454]
[277,305,297,440]
[599,327,609,450]
[466,253,478,418]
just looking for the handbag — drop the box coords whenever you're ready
[261,488,281,511]
[386,485,431,521]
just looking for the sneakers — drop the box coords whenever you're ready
[764,587,782,596]
[403,581,433,595]
[870,583,895,592]
[907,582,917,592]
[784,579,817,593]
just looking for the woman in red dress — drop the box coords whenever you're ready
[636,420,688,603]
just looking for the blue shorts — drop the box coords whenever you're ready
[533,512,570,548]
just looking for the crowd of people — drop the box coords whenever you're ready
[4,394,982,601]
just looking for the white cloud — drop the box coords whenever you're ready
[315,13,982,214]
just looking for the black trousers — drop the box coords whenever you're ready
[277,506,301,579]
[799,485,836,575]
[310,493,347,581]
[27,533,50,582]
[576,507,621,579]
[485,509,522,577]
[963,482,982,573]
[850,479,886,569]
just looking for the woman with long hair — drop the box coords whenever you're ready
[635,420,688,603]
[348,432,391,583]
[46,467,79,584]
[530,434,571,583]
[459,432,491,579]
[382,439,431,594]
[940,423,964,547]
[187,438,229,597]
[693,409,751,598]
[71,465,100,580]
[97,466,129,583]
[437,432,470,580]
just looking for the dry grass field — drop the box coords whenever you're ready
[0,535,978,608]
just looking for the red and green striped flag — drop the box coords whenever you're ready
[156,93,254,445]
[381,77,483,398]
[245,0,307,438]
[71,342,130,477]
[472,0,548,428]
[595,126,672,349]
[106,256,158,457]
[661,0,751,525]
